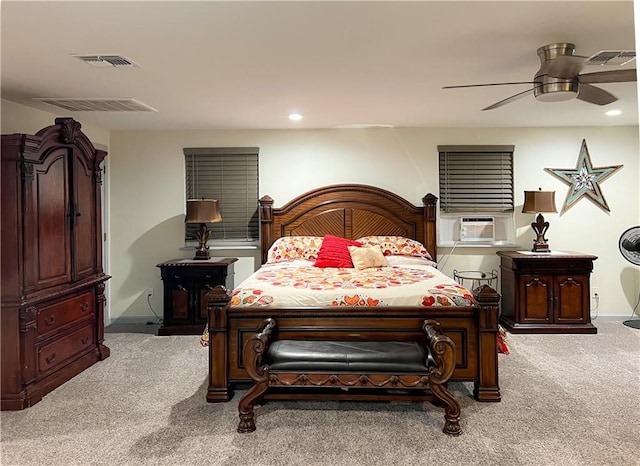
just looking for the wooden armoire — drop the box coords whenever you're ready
[1,118,110,410]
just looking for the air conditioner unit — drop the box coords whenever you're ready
[460,217,495,242]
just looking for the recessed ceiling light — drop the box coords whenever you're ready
[605,109,622,116]
[288,113,303,121]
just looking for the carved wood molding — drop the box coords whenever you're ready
[21,160,35,182]
[55,117,82,144]
[268,372,431,388]
[19,306,38,332]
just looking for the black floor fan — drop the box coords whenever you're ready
[619,226,640,329]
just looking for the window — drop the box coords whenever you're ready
[438,145,515,245]
[184,147,259,243]
[438,145,514,213]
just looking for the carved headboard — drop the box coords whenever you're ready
[259,184,438,264]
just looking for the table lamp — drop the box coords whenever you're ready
[522,189,557,252]
[185,199,222,260]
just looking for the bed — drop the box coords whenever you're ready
[204,184,501,403]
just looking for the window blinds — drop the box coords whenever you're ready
[184,147,259,242]
[438,145,514,213]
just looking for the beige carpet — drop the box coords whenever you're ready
[1,321,638,466]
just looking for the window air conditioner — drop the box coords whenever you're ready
[460,217,495,242]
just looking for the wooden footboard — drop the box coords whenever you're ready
[206,284,501,404]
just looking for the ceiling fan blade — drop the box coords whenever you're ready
[482,86,540,111]
[577,83,617,105]
[442,81,537,89]
[579,69,637,84]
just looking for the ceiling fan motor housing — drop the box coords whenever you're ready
[534,76,579,102]
[536,42,577,62]
[535,43,581,102]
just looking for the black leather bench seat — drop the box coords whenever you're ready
[266,340,436,373]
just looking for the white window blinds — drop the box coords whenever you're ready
[438,145,514,213]
[184,147,259,242]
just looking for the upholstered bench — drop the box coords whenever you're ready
[237,318,461,435]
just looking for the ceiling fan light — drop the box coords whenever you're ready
[534,80,579,102]
[535,90,578,102]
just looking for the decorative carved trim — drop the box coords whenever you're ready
[206,285,231,330]
[21,161,35,182]
[268,372,430,388]
[19,306,38,332]
[56,117,82,144]
[21,275,110,306]
[94,167,103,185]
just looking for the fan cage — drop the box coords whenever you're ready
[619,226,640,266]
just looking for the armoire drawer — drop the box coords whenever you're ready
[37,324,95,374]
[37,291,94,337]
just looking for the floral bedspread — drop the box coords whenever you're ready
[199,256,474,347]
[230,256,473,308]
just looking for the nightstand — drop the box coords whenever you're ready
[156,257,237,335]
[497,251,597,334]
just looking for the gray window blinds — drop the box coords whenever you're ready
[184,147,259,242]
[438,145,514,213]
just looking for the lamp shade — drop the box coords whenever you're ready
[522,190,557,214]
[185,199,222,223]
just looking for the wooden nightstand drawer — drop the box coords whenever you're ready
[37,292,94,337]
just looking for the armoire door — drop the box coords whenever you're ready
[23,147,72,292]
[71,149,98,281]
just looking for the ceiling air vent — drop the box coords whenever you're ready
[33,98,157,112]
[72,54,140,68]
[586,50,636,66]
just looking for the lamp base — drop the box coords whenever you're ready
[531,213,551,252]
[532,241,551,253]
[193,222,211,260]
[193,249,210,260]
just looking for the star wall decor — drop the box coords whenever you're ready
[544,139,622,214]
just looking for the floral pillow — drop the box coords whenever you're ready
[356,235,432,260]
[266,236,323,263]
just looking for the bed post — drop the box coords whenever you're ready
[422,193,438,261]
[206,285,233,402]
[259,195,274,265]
[472,285,501,402]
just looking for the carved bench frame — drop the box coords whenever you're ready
[237,318,462,436]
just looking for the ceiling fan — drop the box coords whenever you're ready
[443,43,637,110]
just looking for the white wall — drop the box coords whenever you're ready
[3,100,639,323]
[108,126,639,322]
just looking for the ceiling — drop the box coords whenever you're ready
[1,1,637,131]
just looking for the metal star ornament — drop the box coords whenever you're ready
[544,139,622,214]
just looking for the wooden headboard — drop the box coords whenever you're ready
[259,184,438,264]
